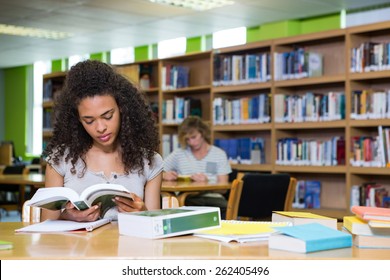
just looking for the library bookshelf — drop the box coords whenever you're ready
[42,21,390,219]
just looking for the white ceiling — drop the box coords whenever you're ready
[1,0,390,69]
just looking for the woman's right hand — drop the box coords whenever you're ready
[163,171,178,181]
[60,202,101,222]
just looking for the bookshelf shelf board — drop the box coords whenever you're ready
[349,119,390,127]
[349,70,390,81]
[349,167,390,175]
[213,82,272,93]
[42,130,53,138]
[42,101,54,108]
[274,75,346,88]
[275,165,347,174]
[275,120,346,130]
[162,85,211,94]
[231,163,273,172]
[213,123,272,132]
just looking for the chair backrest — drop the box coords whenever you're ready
[22,200,41,223]
[1,165,28,175]
[284,177,297,211]
[236,173,294,220]
[225,178,243,220]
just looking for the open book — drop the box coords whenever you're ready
[194,220,292,243]
[27,183,134,217]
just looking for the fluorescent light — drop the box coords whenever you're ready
[148,0,234,11]
[0,24,72,40]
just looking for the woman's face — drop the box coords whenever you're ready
[78,95,121,149]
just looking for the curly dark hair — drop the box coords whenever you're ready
[43,59,159,176]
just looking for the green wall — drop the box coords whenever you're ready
[4,66,30,160]
[0,70,4,141]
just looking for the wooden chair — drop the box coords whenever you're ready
[229,173,297,221]
[225,178,244,220]
[22,199,41,223]
[161,192,180,208]
[0,165,29,220]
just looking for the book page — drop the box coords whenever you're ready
[15,219,111,233]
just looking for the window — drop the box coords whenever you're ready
[158,37,186,59]
[29,61,51,156]
[212,26,246,49]
[110,47,134,64]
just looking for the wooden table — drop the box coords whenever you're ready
[0,174,46,209]
[1,222,390,260]
[161,180,231,206]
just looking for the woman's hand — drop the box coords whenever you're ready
[114,194,147,213]
[191,173,208,182]
[60,202,101,222]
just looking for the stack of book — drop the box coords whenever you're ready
[343,206,390,249]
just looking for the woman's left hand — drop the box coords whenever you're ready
[114,194,147,212]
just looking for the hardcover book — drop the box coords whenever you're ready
[118,206,221,239]
[352,233,390,249]
[272,211,337,229]
[27,183,134,217]
[351,205,390,221]
[343,216,390,236]
[268,223,352,253]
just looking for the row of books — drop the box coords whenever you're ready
[343,206,390,249]
[350,41,390,73]
[212,52,271,86]
[214,137,265,164]
[162,97,202,124]
[273,49,323,81]
[292,180,321,209]
[213,94,271,125]
[274,92,345,123]
[351,89,390,120]
[350,182,390,208]
[161,64,190,90]
[276,136,345,166]
[161,134,179,159]
[350,135,383,167]
[43,108,54,130]
[42,79,63,102]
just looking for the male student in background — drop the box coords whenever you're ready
[163,116,232,216]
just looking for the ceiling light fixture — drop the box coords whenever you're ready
[0,24,73,40]
[148,0,234,11]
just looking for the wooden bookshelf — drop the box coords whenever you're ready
[42,71,67,150]
[43,21,390,220]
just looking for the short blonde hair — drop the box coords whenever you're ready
[178,116,211,148]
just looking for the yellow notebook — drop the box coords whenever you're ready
[193,220,291,243]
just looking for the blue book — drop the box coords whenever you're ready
[269,223,352,253]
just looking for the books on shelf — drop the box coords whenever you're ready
[351,205,390,222]
[118,206,221,239]
[27,183,134,218]
[268,223,352,253]
[193,220,291,243]
[272,211,337,229]
[343,216,390,236]
[15,218,111,233]
[0,240,13,250]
